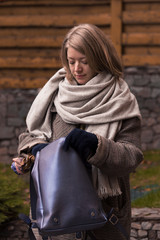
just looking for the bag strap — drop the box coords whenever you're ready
[19,213,37,240]
[86,208,129,240]
[107,208,129,240]
[86,231,98,240]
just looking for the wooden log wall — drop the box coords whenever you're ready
[122,0,160,67]
[0,0,160,88]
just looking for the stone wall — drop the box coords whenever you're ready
[125,66,160,151]
[0,89,38,164]
[131,208,160,240]
[0,66,160,164]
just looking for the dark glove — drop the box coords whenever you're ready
[63,128,98,161]
[31,143,48,157]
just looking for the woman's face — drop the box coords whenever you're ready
[67,47,96,85]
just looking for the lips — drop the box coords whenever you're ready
[75,75,85,79]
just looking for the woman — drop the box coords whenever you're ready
[12,24,143,240]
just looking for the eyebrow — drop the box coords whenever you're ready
[68,57,86,60]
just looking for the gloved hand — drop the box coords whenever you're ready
[31,143,48,157]
[63,128,98,161]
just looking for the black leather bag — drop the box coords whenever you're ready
[31,137,107,238]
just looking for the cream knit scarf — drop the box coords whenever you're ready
[27,68,141,198]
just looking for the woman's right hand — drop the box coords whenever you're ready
[11,154,35,175]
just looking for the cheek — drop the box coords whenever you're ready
[85,65,91,74]
[88,68,95,77]
[69,65,74,73]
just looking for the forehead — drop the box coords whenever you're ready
[67,47,86,59]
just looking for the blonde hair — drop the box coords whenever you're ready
[61,24,123,81]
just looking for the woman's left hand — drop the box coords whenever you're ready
[63,128,98,161]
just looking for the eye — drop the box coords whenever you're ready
[68,61,75,65]
[81,61,88,65]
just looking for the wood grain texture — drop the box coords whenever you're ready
[1,0,160,88]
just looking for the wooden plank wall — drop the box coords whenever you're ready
[122,0,160,66]
[0,0,160,88]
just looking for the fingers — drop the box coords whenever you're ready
[63,136,71,151]
[12,157,23,161]
[63,128,79,151]
[11,162,23,175]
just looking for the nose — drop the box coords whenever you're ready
[74,61,82,72]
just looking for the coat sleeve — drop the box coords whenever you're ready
[88,117,144,177]
[17,129,48,155]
